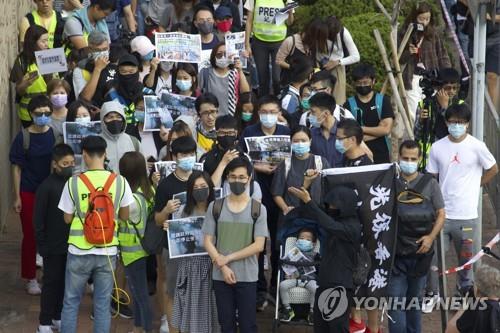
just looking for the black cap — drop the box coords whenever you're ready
[118,54,139,67]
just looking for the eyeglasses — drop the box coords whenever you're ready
[228,175,248,182]
[33,112,51,117]
[215,52,226,59]
[217,130,237,136]
[200,109,217,117]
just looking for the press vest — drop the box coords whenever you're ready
[118,192,148,266]
[26,10,64,48]
[252,0,287,42]
[18,62,48,121]
[68,170,124,250]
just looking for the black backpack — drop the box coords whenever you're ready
[212,198,261,245]
[139,208,166,255]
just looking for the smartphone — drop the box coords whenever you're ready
[28,71,39,79]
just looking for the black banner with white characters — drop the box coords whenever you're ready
[323,163,397,297]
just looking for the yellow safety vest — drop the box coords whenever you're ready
[18,63,48,121]
[29,10,58,48]
[118,192,149,266]
[68,170,124,250]
[252,0,287,42]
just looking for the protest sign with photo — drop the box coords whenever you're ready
[156,32,202,63]
[63,121,102,155]
[225,32,247,68]
[143,95,174,131]
[35,48,68,75]
[244,135,291,164]
[160,92,197,120]
[155,161,204,180]
[167,216,207,258]
[198,49,212,72]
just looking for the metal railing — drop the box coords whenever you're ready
[484,92,499,227]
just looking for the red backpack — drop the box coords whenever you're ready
[78,173,119,245]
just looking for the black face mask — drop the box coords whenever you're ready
[57,166,73,179]
[217,135,237,150]
[355,85,373,96]
[229,181,246,196]
[106,120,123,135]
[192,187,209,203]
[327,208,341,218]
[117,72,141,101]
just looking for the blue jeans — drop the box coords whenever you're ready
[61,253,116,333]
[387,256,427,333]
[125,257,153,331]
[136,0,149,36]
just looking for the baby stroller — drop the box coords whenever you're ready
[272,218,324,332]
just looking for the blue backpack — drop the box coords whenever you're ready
[347,93,391,151]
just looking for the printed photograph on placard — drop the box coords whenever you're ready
[167,216,207,258]
[155,161,204,180]
[173,192,187,206]
[155,33,202,63]
[63,121,102,155]
[35,47,68,75]
[225,31,247,68]
[160,92,197,120]
[244,135,291,164]
[143,95,174,131]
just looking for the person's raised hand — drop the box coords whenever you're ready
[150,57,161,71]
[165,199,181,215]
[288,186,312,203]
[94,56,109,72]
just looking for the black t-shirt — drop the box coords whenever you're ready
[344,94,394,164]
[154,173,188,213]
[344,154,373,167]
[456,299,500,333]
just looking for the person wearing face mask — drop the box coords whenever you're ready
[9,95,57,296]
[272,126,328,219]
[383,140,445,333]
[130,35,157,81]
[424,104,498,311]
[203,156,268,333]
[171,63,199,98]
[193,5,220,50]
[199,0,242,31]
[344,63,394,164]
[414,68,465,170]
[166,171,220,333]
[144,57,175,96]
[213,6,234,40]
[288,184,362,332]
[47,79,71,141]
[199,42,250,116]
[99,101,141,173]
[278,228,319,325]
[280,59,314,118]
[33,144,75,333]
[239,95,290,310]
[154,136,198,333]
[335,119,372,167]
[234,91,258,133]
[106,54,155,140]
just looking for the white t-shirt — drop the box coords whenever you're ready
[58,173,135,255]
[426,135,496,220]
[299,104,355,126]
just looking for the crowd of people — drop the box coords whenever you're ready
[7,0,500,333]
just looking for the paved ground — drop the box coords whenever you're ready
[0,195,497,333]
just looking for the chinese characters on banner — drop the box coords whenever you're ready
[323,163,397,296]
[155,33,202,63]
[244,135,291,164]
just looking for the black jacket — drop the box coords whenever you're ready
[301,186,361,289]
[34,173,71,256]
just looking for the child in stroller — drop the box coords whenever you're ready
[278,227,320,325]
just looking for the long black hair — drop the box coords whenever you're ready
[119,152,155,201]
[184,171,215,216]
[22,25,48,66]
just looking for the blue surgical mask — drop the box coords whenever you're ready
[135,110,145,123]
[143,51,154,61]
[335,139,347,154]
[308,114,321,128]
[260,114,278,128]
[75,116,91,123]
[177,156,196,171]
[291,142,310,156]
[33,114,51,126]
[296,239,313,252]
[399,160,418,175]
[301,98,310,110]
[176,79,192,92]
[448,123,467,139]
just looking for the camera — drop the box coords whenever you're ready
[411,23,425,45]
[418,69,442,98]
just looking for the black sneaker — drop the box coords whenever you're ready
[111,298,133,319]
[256,292,268,312]
[279,308,295,322]
[307,311,314,325]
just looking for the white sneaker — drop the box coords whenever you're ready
[51,320,61,331]
[26,279,41,295]
[422,294,439,313]
[36,253,43,268]
[36,325,54,333]
[160,314,170,333]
